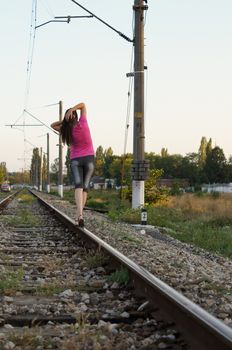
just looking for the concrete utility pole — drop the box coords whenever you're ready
[58,100,63,198]
[131,0,149,208]
[47,133,50,193]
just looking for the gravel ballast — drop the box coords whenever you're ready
[37,192,232,328]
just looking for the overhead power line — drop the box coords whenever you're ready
[24,110,59,134]
[70,0,134,42]
[6,110,58,134]
[35,15,93,29]
[24,0,37,110]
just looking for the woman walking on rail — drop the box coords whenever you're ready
[51,102,95,227]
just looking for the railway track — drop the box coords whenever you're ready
[0,190,231,350]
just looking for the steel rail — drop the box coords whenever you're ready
[31,190,232,350]
[0,190,21,209]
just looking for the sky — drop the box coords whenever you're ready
[1,0,232,172]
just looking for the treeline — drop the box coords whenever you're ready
[0,161,30,185]
[27,136,232,188]
[63,137,232,186]
[147,138,232,186]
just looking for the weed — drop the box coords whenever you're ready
[108,210,120,221]
[7,208,39,227]
[7,329,43,347]
[18,193,36,203]
[108,267,130,285]
[34,283,94,296]
[112,208,140,224]
[0,252,10,262]
[34,283,67,296]
[62,328,111,350]
[0,267,24,294]
[84,250,109,269]
[120,234,141,244]
[201,281,232,295]
[87,198,109,210]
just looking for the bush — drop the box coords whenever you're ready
[210,191,220,199]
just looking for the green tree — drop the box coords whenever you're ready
[103,147,114,179]
[30,148,41,188]
[161,148,168,157]
[181,154,200,185]
[42,153,47,190]
[109,155,132,187]
[0,162,7,183]
[95,145,104,176]
[198,136,208,167]
[204,146,227,183]
[65,148,72,185]
[226,155,232,182]
[206,138,212,156]
[50,157,59,184]
[145,168,168,205]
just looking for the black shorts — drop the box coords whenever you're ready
[70,155,95,191]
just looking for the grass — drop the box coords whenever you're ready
[120,233,141,244]
[34,283,98,296]
[5,330,43,348]
[34,283,74,296]
[62,328,113,350]
[159,193,232,257]
[107,192,232,259]
[2,326,112,350]
[47,188,232,259]
[148,194,232,258]
[54,188,131,212]
[17,192,36,203]
[84,250,109,269]
[5,328,61,349]
[0,267,24,294]
[108,267,130,285]
[7,208,40,227]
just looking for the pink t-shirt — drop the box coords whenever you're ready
[70,114,94,159]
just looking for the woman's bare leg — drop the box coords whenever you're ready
[82,191,88,210]
[75,188,83,221]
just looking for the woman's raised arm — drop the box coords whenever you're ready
[66,102,87,120]
[51,120,62,132]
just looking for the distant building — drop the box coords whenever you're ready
[90,176,105,190]
[202,183,232,193]
[157,178,189,189]
[90,176,115,190]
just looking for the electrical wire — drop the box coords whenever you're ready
[120,12,135,195]
[11,111,25,130]
[24,0,37,110]
[24,109,59,134]
[24,138,47,155]
[70,0,133,42]
[144,60,148,128]
[123,11,135,156]
[23,0,37,171]
[10,0,37,130]
[123,45,134,156]
[26,102,59,110]
[39,0,55,18]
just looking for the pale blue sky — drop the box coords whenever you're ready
[1,0,232,172]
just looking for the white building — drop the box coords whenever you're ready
[202,183,232,193]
